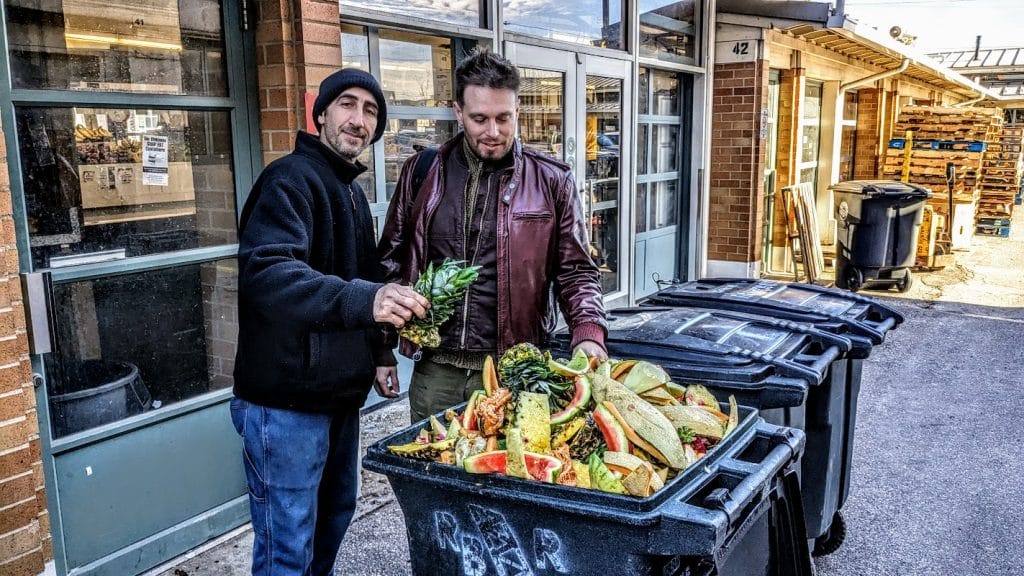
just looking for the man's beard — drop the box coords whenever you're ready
[326,125,369,161]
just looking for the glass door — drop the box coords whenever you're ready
[505,43,631,307]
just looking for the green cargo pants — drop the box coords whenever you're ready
[408,359,483,424]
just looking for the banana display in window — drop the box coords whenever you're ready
[74,124,113,142]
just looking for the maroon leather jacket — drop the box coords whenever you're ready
[378,135,607,357]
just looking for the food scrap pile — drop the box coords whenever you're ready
[387,343,738,497]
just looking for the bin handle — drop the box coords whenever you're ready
[788,344,843,384]
[708,440,795,529]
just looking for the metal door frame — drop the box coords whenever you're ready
[505,42,633,308]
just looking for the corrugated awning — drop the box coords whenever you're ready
[777,22,1002,101]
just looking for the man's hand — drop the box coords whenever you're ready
[574,340,608,362]
[373,283,429,328]
[374,366,401,398]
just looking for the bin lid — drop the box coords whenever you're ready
[552,306,851,385]
[641,278,903,355]
[828,179,932,198]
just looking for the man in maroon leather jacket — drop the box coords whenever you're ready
[378,49,608,422]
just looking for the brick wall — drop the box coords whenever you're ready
[256,0,344,164]
[854,88,881,179]
[707,61,768,263]
[0,118,48,574]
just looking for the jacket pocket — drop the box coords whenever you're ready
[512,210,553,221]
[311,330,374,386]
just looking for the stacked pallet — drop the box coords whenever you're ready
[892,106,1002,142]
[883,106,1004,267]
[976,125,1023,237]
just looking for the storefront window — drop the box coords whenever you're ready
[16,106,237,269]
[639,0,697,66]
[45,259,237,438]
[502,0,624,50]
[382,119,458,200]
[5,0,227,96]
[636,67,683,234]
[341,24,370,71]
[839,91,858,181]
[379,29,456,108]
[339,0,480,27]
[518,68,566,160]
[653,70,680,115]
[798,81,823,186]
[585,75,623,293]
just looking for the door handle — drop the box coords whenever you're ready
[20,272,53,355]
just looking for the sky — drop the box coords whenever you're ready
[843,0,1024,53]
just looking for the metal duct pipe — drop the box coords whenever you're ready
[840,58,911,92]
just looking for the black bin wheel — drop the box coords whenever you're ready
[843,266,864,292]
[812,511,847,557]
[896,269,913,293]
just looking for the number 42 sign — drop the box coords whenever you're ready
[715,38,760,64]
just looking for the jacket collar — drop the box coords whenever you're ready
[294,131,367,185]
[440,134,523,200]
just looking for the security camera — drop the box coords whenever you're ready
[889,26,902,38]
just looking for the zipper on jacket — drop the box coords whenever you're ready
[459,170,496,349]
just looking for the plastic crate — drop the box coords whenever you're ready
[976,224,1011,237]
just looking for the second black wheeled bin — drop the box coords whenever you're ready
[640,277,906,554]
[830,180,931,292]
[551,306,854,558]
[364,403,811,576]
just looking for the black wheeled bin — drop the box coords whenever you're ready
[364,403,812,576]
[640,277,905,554]
[551,306,854,558]
[830,180,931,292]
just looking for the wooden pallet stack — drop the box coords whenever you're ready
[975,125,1023,237]
[882,106,1004,267]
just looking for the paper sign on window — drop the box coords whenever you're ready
[142,135,170,186]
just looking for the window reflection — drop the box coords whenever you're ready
[503,0,624,50]
[382,119,457,200]
[16,107,236,269]
[652,180,678,230]
[518,69,565,160]
[585,75,622,294]
[653,70,680,116]
[379,30,455,108]
[340,0,479,27]
[639,0,697,66]
[46,259,237,438]
[341,24,370,71]
[5,0,227,95]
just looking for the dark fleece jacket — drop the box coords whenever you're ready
[233,131,393,412]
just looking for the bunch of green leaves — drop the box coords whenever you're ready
[400,259,481,348]
[498,343,574,409]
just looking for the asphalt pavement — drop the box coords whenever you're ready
[153,217,1024,576]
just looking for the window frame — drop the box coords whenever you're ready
[0,0,259,281]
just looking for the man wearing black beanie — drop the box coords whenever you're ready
[232,68,428,576]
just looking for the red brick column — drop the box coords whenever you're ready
[0,118,48,574]
[707,60,769,264]
[256,0,343,164]
[854,88,881,179]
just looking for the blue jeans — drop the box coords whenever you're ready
[230,397,360,576]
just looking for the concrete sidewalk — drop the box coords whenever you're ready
[151,218,1024,576]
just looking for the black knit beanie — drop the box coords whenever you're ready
[312,68,388,143]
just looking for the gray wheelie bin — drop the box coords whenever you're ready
[364,403,811,576]
[640,277,905,555]
[551,306,854,558]
[831,180,931,293]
